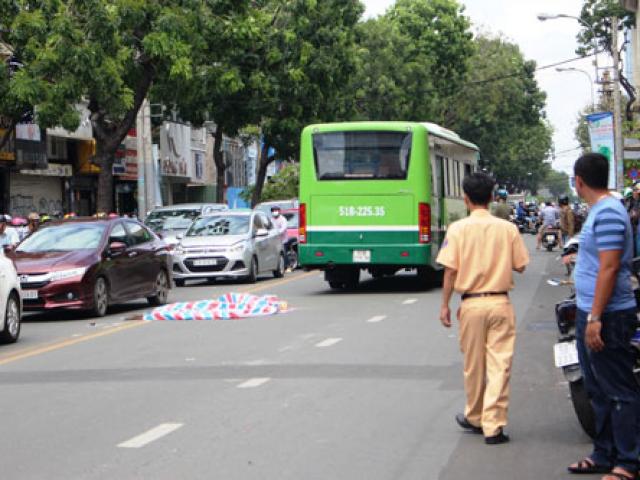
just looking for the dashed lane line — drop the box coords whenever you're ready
[0,272,318,367]
[117,423,184,449]
[367,315,387,323]
[315,337,343,348]
[237,377,271,388]
[402,298,418,305]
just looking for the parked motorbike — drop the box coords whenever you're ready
[552,244,640,438]
[284,237,298,270]
[541,225,560,251]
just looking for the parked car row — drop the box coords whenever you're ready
[0,200,299,345]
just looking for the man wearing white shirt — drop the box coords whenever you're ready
[0,217,19,247]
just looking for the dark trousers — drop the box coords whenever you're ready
[576,308,640,472]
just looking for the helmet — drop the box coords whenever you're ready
[624,187,634,199]
[10,217,26,226]
[558,195,569,205]
[496,189,508,200]
[28,212,40,221]
[40,215,51,224]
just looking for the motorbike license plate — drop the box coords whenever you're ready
[546,234,555,242]
[554,341,579,368]
[353,250,371,263]
[193,259,218,267]
[22,290,38,300]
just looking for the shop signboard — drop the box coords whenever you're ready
[20,163,72,177]
[113,131,138,181]
[159,122,192,178]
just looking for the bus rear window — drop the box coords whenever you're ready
[313,131,412,180]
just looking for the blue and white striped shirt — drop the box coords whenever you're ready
[575,196,636,312]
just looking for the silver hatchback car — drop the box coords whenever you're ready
[172,210,285,286]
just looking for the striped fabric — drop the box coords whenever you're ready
[593,208,627,251]
[143,293,286,321]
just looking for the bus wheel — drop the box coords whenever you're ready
[417,267,442,289]
[329,281,344,290]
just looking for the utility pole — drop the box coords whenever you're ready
[612,16,625,189]
[136,103,146,219]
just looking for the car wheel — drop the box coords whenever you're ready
[273,253,285,278]
[148,270,170,306]
[0,292,20,344]
[91,277,109,317]
[175,279,185,287]
[246,257,258,284]
[328,281,344,290]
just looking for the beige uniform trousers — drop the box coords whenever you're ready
[458,296,516,437]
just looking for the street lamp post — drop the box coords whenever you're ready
[556,67,596,110]
[537,13,600,84]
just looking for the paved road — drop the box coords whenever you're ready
[0,237,593,480]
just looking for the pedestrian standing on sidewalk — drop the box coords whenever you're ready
[559,194,575,245]
[567,153,640,480]
[436,172,529,445]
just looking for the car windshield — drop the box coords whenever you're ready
[17,223,105,253]
[187,216,250,237]
[313,131,412,180]
[283,212,299,228]
[145,209,200,232]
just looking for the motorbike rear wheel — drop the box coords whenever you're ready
[569,379,596,439]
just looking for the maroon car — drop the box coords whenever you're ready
[7,217,172,317]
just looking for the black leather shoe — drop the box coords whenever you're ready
[455,413,482,434]
[484,429,510,445]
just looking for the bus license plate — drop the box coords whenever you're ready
[554,341,579,368]
[194,259,218,266]
[23,290,38,300]
[353,250,371,263]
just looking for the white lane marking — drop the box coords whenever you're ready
[117,423,184,449]
[367,315,387,323]
[315,337,343,348]
[71,333,83,338]
[402,298,418,305]
[237,377,271,389]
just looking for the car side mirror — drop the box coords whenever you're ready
[256,228,269,237]
[176,233,184,240]
[156,232,164,240]
[108,241,127,256]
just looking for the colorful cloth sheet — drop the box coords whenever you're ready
[143,292,285,321]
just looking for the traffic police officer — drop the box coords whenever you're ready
[437,172,529,444]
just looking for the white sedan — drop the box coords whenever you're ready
[0,248,21,343]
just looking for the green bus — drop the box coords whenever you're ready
[298,121,479,289]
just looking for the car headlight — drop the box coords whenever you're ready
[228,242,246,253]
[174,244,185,255]
[50,267,87,282]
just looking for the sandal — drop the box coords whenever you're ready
[602,471,638,480]
[568,458,611,474]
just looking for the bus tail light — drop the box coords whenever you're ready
[299,203,307,244]
[419,203,431,243]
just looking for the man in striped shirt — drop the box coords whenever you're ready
[568,153,640,480]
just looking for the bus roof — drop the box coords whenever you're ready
[303,121,479,152]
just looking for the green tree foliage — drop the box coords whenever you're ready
[251,0,364,206]
[540,169,571,197]
[353,0,474,123]
[577,0,635,56]
[447,35,553,192]
[241,163,299,203]
[2,0,242,211]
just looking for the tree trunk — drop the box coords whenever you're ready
[213,126,226,204]
[95,150,115,213]
[251,142,272,207]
